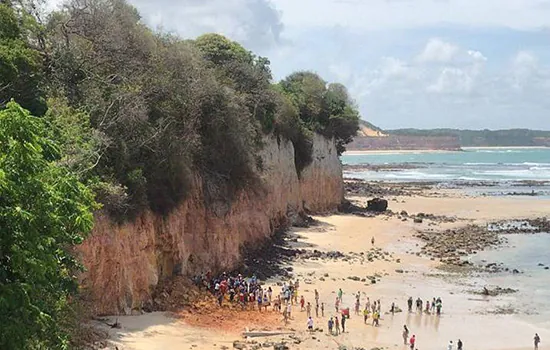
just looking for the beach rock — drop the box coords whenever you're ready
[366,198,388,212]
[347,276,361,281]
[233,341,247,349]
[395,269,404,273]
[414,218,423,223]
[273,344,289,350]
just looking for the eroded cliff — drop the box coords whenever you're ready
[79,134,343,315]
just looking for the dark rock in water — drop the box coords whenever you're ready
[366,198,388,212]
[545,267,549,270]
[538,263,545,267]
[512,269,520,274]
[400,210,408,216]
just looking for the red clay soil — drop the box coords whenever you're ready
[153,276,286,334]
[176,303,284,334]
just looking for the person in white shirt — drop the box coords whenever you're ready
[307,317,314,331]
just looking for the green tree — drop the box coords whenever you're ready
[0,2,46,115]
[0,101,97,349]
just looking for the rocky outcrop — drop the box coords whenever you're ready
[78,134,343,315]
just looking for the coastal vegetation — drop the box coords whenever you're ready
[0,0,359,348]
[385,128,550,147]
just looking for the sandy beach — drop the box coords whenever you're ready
[100,190,550,350]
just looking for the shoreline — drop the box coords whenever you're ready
[343,146,550,155]
[100,188,550,350]
[343,149,458,155]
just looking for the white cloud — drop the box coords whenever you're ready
[274,0,550,31]
[417,38,459,63]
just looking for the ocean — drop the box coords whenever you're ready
[342,147,550,197]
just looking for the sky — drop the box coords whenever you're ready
[47,0,550,130]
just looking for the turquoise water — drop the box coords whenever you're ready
[342,148,550,183]
[470,233,550,323]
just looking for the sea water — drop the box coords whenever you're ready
[469,233,550,325]
[341,147,550,197]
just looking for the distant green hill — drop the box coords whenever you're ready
[386,128,550,147]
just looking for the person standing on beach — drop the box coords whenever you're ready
[306,302,312,317]
[391,302,395,315]
[286,303,292,319]
[300,296,305,311]
[307,316,314,331]
[341,313,346,333]
[328,317,334,335]
[457,339,463,350]
[335,297,340,313]
[363,306,370,324]
[408,297,413,312]
[355,298,361,315]
[321,302,325,317]
[338,288,343,302]
[409,335,416,350]
[371,236,375,245]
[335,316,341,335]
[315,302,319,317]
[402,325,409,345]
[366,297,371,312]
[315,289,319,305]
[534,333,541,350]
[448,340,454,350]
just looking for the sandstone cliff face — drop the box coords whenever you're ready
[79,134,343,315]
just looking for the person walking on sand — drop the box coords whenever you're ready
[402,325,409,345]
[315,289,319,305]
[457,339,463,350]
[306,302,312,317]
[286,303,292,319]
[355,298,361,315]
[307,316,314,331]
[328,317,334,335]
[335,297,340,313]
[300,296,305,311]
[335,316,341,335]
[409,335,416,350]
[408,297,413,312]
[448,340,454,350]
[321,302,325,317]
[534,333,541,350]
[338,288,343,302]
[341,313,346,333]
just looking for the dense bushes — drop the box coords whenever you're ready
[3,0,360,215]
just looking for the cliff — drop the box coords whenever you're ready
[78,134,343,315]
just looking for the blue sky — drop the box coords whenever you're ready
[47,0,550,130]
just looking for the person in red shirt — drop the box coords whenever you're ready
[409,335,416,349]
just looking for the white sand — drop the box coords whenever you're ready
[104,193,550,350]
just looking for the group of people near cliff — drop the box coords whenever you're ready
[407,296,443,315]
[193,271,275,310]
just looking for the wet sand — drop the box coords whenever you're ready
[103,191,550,350]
